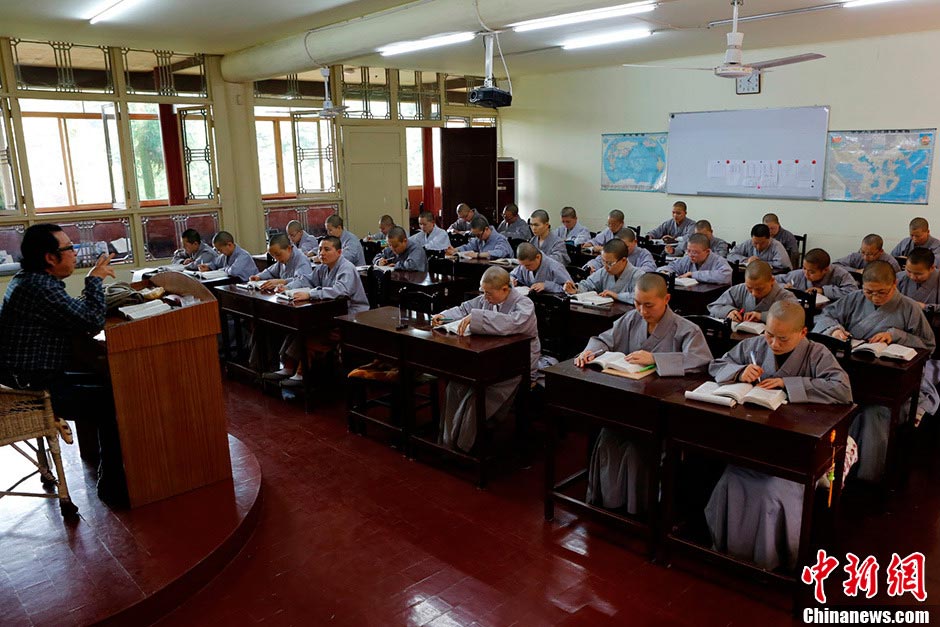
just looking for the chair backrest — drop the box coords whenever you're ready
[429,257,457,277]
[566,265,589,282]
[508,238,528,255]
[794,233,808,267]
[650,249,667,267]
[366,267,392,308]
[449,232,470,247]
[685,315,733,358]
[638,237,665,256]
[400,289,437,315]
[895,255,908,270]
[807,332,852,360]
[649,270,675,294]
[730,260,745,285]
[528,292,571,359]
[627,225,641,239]
[361,240,383,263]
[426,248,446,260]
[786,287,818,328]
[565,242,580,259]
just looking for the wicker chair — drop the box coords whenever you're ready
[0,387,77,517]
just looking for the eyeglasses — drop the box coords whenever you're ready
[862,287,892,297]
[57,244,76,253]
[601,258,624,268]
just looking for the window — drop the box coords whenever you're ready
[19,99,123,211]
[397,71,441,121]
[254,70,326,101]
[264,203,337,237]
[0,103,19,211]
[254,106,335,198]
[122,49,206,98]
[0,224,25,270]
[141,211,219,260]
[341,66,390,120]
[444,75,485,107]
[445,115,497,128]
[12,40,113,93]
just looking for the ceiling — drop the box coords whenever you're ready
[2,0,939,77]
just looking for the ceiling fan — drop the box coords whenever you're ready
[624,0,825,78]
[313,67,348,118]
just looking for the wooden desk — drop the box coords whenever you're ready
[453,257,517,281]
[660,385,857,597]
[337,306,531,486]
[358,268,470,311]
[132,268,235,289]
[543,360,692,551]
[101,272,231,508]
[214,285,348,407]
[567,301,633,345]
[670,282,727,315]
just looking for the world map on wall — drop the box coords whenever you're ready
[824,130,935,204]
[601,133,667,192]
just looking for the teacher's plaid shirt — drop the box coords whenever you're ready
[0,270,106,385]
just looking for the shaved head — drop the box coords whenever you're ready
[744,259,774,281]
[481,266,511,288]
[862,259,896,285]
[636,272,668,297]
[767,301,806,331]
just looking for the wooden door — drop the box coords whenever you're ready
[341,126,407,237]
[441,128,497,227]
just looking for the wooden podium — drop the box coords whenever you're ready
[103,272,231,508]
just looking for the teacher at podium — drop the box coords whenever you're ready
[0,223,127,505]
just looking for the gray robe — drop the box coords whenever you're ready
[647,217,696,240]
[773,227,799,258]
[437,289,540,452]
[891,235,940,259]
[588,227,617,247]
[584,308,712,514]
[410,226,450,251]
[584,246,657,273]
[295,231,320,255]
[531,232,570,265]
[373,240,428,272]
[729,239,793,272]
[447,211,478,233]
[339,230,366,266]
[707,282,798,322]
[510,255,572,294]
[675,236,730,259]
[705,337,853,572]
[208,245,256,282]
[457,230,514,259]
[497,219,533,241]
[576,264,645,305]
[775,266,859,301]
[813,290,937,480]
[897,269,940,313]
[554,223,591,245]
[173,241,217,269]
[257,247,314,282]
[659,252,733,285]
[834,250,901,273]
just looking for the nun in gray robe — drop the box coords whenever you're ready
[707,282,798,322]
[436,288,540,452]
[583,308,712,514]
[705,335,854,572]
[776,265,860,301]
[510,254,572,294]
[813,290,937,480]
[530,232,571,266]
[575,264,645,305]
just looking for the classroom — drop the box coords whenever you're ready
[0,0,938,625]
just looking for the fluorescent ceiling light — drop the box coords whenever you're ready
[510,1,656,33]
[561,28,652,50]
[378,32,476,56]
[842,0,904,7]
[89,0,142,24]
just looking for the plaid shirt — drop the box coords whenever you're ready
[0,270,106,385]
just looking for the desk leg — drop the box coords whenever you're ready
[884,393,915,491]
[659,438,678,566]
[300,332,313,413]
[476,382,488,489]
[544,404,557,522]
[219,309,232,364]
[647,429,663,560]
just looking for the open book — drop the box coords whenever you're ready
[588,352,656,379]
[684,381,787,410]
[157,264,188,273]
[571,291,614,306]
[438,319,471,336]
[185,269,228,281]
[118,300,173,321]
[236,280,267,290]
[513,286,531,297]
[850,339,917,361]
[492,258,517,267]
[674,276,698,288]
[730,320,765,335]
[813,293,830,307]
[458,250,490,259]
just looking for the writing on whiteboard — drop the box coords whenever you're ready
[707,159,817,190]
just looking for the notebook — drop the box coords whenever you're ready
[588,352,656,379]
[118,300,173,321]
[850,340,917,361]
[571,291,614,306]
[674,277,698,287]
[684,381,787,410]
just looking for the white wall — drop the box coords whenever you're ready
[501,29,940,259]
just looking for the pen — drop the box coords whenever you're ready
[749,350,762,382]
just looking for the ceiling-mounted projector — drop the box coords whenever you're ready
[471,33,512,109]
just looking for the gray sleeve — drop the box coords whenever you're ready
[653,327,713,377]
[727,242,748,263]
[783,347,853,404]
[812,299,848,335]
[708,341,750,383]
[584,316,623,355]
[707,286,739,318]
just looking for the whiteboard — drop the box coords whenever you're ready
[666,106,829,200]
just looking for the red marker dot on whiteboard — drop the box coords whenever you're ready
[795,160,800,164]
[726,160,730,164]
[812,160,817,165]
[777,160,782,164]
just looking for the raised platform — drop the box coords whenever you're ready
[0,434,262,627]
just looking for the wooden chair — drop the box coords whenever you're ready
[807,332,852,360]
[565,242,581,261]
[566,265,589,282]
[528,292,571,360]
[786,287,818,328]
[365,265,393,308]
[895,255,908,270]
[684,315,733,358]
[426,248,446,261]
[0,387,77,518]
[793,233,808,268]
[730,260,745,285]
[361,240,383,264]
[508,238,528,256]
[429,256,457,278]
[627,225,641,238]
[649,270,675,294]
